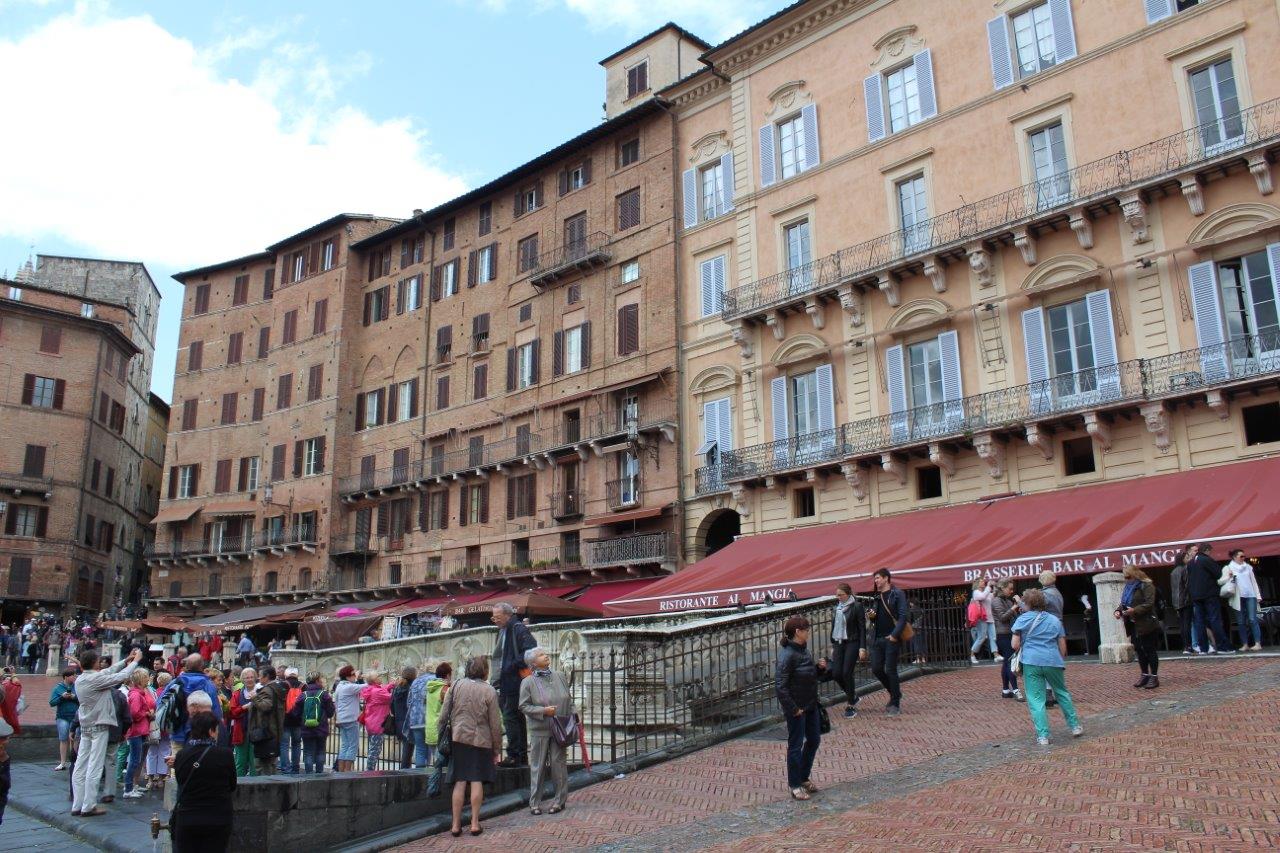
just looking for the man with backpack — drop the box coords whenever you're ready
[159,654,221,757]
[299,672,334,774]
[279,668,304,775]
[70,647,141,816]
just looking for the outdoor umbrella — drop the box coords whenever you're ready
[446,590,602,620]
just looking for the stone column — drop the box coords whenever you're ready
[45,643,62,676]
[1093,572,1134,663]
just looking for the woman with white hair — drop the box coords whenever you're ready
[517,647,575,815]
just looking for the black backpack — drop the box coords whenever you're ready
[109,688,131,742]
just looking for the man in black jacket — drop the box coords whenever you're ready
[868,568,909,715]
[830,583,866,718]
[1188,543,1233,654]
[490,602,537,766]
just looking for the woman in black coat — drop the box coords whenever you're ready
[168,711,236,853]
[775,615,831,801]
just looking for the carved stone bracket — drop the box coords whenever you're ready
[730,322,754,359]
[804,468,820,483]
[1025,423,1053,459]
[575,445,591,461]
[1205,389,1230,420]
[967,243,993,288]
[1248,153,1275,196]
[528,456,546,470]
[766,311,785,341]
[1140,402,1171,452]
[729,484,751,518]
[880,453,906,485]
[878,273,900,307]
[1012,227,1037,265]
[659,424,676,443]
[1179,174,1205,216]
[1069,208,1094,249]
[765,476,777,491]
[973,432,1006,479]
[840,462,868,501]
[928,443,955,477]
[1083,411,1112,451]
[1119,192,1151,244]
[839,285,864,327]
[804,297,825,330]
[922,257,947,293]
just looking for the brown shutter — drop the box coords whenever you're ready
[618,304,639,354]
[467,250,477,287]
[363,292,372,326]
[191,464,200,493]
[4,508,14,535]
[553,330,564,377]
[379,287,390,321]
[168,466,178,499]
[583,157,593,185]
[355,392,366,430]
[506,479,516,520]
[263,268,275,300]
[252,387,265,421]
[215,459,231,493]
[385,384,395,423]
[36,507,48,538]
[581,321,592,368]
[293,441,303,478]
[530,338,541,383]
[408,378,419,419]
[21,374,34,405]
[506,347,516,391]
[458,485,469,527]
[23,445,46,478]
[238,457,249,491]
[396,280,406,314]
[258,327,270,357]
[474,364,487,399]
[419,493,429,531]
[430,266,442,302]
[377,503,390,536]
[513,190,522,218]
[558,169,568,196]
[313,299,327,335]
[534,179,543,208]
[315,437,325,473]
[479,483,489,523]
[488,242,498,278]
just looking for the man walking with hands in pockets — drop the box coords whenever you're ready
[868,569,909,716]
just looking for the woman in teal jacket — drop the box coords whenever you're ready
[48,669,79,770]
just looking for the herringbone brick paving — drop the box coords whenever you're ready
[396,658,1273,852]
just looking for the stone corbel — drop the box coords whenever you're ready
[729,484,751,518]
[1012,227,1037,265]
[1248,153,1274,196]
[1069,208,1094,249]
[839,285,864,327]
[1179,174,1205,216]
[1205,389,1230,420]
[730,322,754,359]
[527,455,545,470]
[973,432,1006,479]
[589,440,605,457]
[765,475,784,493]
[922,257,947,293]
[473,468,490,479]
[494,463,508,474]
[840,462,868,501]
[1025,422,1053,459]
[804,297,825,330]
[880,453,906,485]
[804,468,820,483]
[1083,411,1112,451]
[1140,402,1171,452]
[765,311,785,341]
[877,273,900,307]
[928,443,955,477]
[660,424,676,443]
[1119,192,1151,244]
[967,243,993,288]
[575,445,590,461]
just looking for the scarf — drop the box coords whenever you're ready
[535,668,552,678]
[833,599,852,642]
[1120,580,1141,608]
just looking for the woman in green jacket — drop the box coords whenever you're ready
[424,662,452,761]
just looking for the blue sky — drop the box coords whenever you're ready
[0,0,773,401]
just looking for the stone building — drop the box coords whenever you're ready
[0,255,162,621]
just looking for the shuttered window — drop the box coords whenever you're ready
[699,255,727,318]
[626,61,648,98]
[271,444,286,482]
[232,274,249,306]
[473,363,488,400]
[257,327,270,358]
[478,201,493,236]
[617,188,641,231]
[617,303,640,355]
[39,325,61,354]
[436,375,450,410]
[220,392,237,424]
[251,387,265,422]
[313,298,328,335]
[988,0,1076,89]
[518,235,539,273]
[277,373,292,409]
[188,340,203,372]
[227,332,243,365]
[282,310,298,345]
[307,364,324,401]
[193,284,210,315]
[215,459,232,493]
[181,398,198,431]
[22,444,46,478]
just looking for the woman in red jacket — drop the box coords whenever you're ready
[228,668,258,777]
[123,669,154,798]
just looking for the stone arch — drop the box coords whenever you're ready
[885,298,949,330]
[1187,202,1280,244]
[1020,253,1101,292]
[695,507,741,560]
[770,333,827,368]
[359,355,385,387]
[689,364,738,395]
[391,345,418,378]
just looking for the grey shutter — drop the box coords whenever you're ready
[717,397,733,452]
[864,74,886,143]
[815,363,836,451]
[1022,307,1052,414]
[1085,290,1121,399]
[1049,0,1077,63]
[1267,243,1280,336]
[938,330,964,430]
[701,399,719,459]
[885,344,908,442]
[914,49,938,120]
[801,103,820,170]
[987,16,1014,90]
[1144,0,1174,23]
[720,153,735,213]
[682,168,698,228]
[1188,260,1228,381]
[770,375,789,463]
[758,124,776,188]
[699,258,716,318]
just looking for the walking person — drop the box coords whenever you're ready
[868,568,909,715]
[425,662,452,772]
[490,603,536,767]
[332,665,364,772]
[1011,589,1082,746]
[299,673,334,774]
[775,615,831,801]
[359,672,394,770]
[1115,566,1162,689]
[1171,548,1194,654]
[1188,543,1232,654]
[829,584,866,718]
[168,711,236,853]
[992,581,1023,700]
[122,668,155,798]
[519,648,574,815]
[70,647,141,816]
[969,579,998,663]
[405,666,435,768]
[439,656,502,837]
[1222,549,1264,651]
[49,668,79,770]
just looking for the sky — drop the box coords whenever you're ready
[0,0,777,402]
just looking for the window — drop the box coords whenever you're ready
[302,437,325,476]
[885,63,922,134]
[468,435,485,468]
[359,387,385,429]
[474,244,496,284]
[1022,291,1120,409]
[441,260,459,297]
[897,175,930,253]
[282,310,298,345]
[1218,252,1279,356]
[518,303,533,323]
[319,238,336,271]
[427,489,449,531]
[907,338,943,412]
[193,284,210,315]
[251,387,265,422]
[436,324,453,361]
[307,363,323,402]
[401,275,423,311]
[778,114,808,181]
[1190,58,1244,153]
[22,444,46,478]
[214,458,232,493]
[699,255,727,318]
[569,164,585,192]
[39,325,61,354]
[277,373,293,409]
[517,341,537,388]
[8,285,22,300]
[478,201,493,236]
[699,397,733,471]
[105,466,115,496]
[239,456,260,492]
[1047,298,1095,386]
[618,137,640,167]
[791,368,821,437]
[1029,122,1071,209]
[188,340,203,372]
[271,445,285,482]
[515,182,542,217]
[617,188,641,231]
[567,283,581,304]
[109,401,124,433]
[564,212,587,255]
[290,251,305,283]
[177,464,198,498]
[443,218,455,251]
[364,286,390,325]
[626,60,648,99]
[561,531,581,564]
[615,451,639,506]
[263,268,275,300]
[506,473,536,519]
[395,378,417,422]
[232,275,249,306]
[368,248,392,280]
[81,302,94,318]
[516,423,532,455]
[220,392,237,424]
[621,260,640,284]
[181,398,198,430]
[472,313,490,351]
[556,324,587,375]
[617,303,640,355]
[988,0,1076,89]
[435,375,450,410]
[460,482,488,526]
[563,409,581,443]
[227,331,243,365]
[257,327,270,358]
[793,486,816,518]
[1062,436,1096,476]
[1147,0,1203,22]
[313,298,328,335]
[916,465,943,499]
[91,459,102,491]
[518,235,539,273]
[1013,3,1057,77]
[785,220,813,294]
[473,363,488,399]
[1243,402,1280,445]
[400,235,425,268]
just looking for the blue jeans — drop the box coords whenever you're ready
[124,736,145,793]
[302,737,325,774]
[410,728,429,768]
[56,718,74,742]
[971,622,997,655]
[1192,598,1229,650]
[337,722,359,761]
[784,704,822,789]
[280,726,302,774]
[1237,598,1262,647]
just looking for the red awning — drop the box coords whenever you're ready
[579,578,664,612]
[443,591,505,616]
[376,596,450,617]
[528,585,583,599]
[605,458,1280,616]
[584,505,668,526]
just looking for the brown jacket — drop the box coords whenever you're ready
[438,677,502,753]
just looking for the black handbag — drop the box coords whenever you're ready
[818,705,832,734]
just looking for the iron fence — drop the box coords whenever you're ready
[583,532,674,569]
[722,98,1280,320]
[693,464,728,496]
[530,231,612,281]
[1144,332,1280,394]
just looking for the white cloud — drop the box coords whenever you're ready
[0,5,467,269]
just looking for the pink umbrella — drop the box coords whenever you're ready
[335,607,363,617]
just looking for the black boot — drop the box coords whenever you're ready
[1144,676,1159,689]
[1133,674,1150,688]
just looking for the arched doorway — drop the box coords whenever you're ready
[699,508,741,559]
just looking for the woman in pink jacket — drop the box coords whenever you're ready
[123,668,155,798]
[360,673,395,770]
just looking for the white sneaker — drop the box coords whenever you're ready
[1207,646,1217,655]
[1251,644,1263,651]
[994,654,1004,661]
[1036,736,1050,746]
[970,656,980,664]
[1014,688,1024,702]
[1071,725,1084,737]
[54,763,66,771]
[123,789,143,799]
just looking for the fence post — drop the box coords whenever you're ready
[608,647,618,765]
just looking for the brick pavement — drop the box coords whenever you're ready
[15,675,62,725]
[393,657,1275,853]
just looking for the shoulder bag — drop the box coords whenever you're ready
[817,704,832,734]
[1009,613,1044,674]
[882,593,914,643]
[533,673,578,748]
[168,743,213,836]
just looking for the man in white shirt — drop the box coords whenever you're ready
[1226,549,1264,651]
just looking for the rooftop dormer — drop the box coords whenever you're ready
[600,22,709,118]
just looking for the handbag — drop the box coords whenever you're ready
[533,672,578,748]
[817,705,831,734]
[1220,578,1237,599]
[881,593,914,643]
[1009,613,1044,674]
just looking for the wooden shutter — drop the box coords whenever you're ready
[682,168,698,228]
[758,124,776,187]
[308,364,323,401]
[263,268,275,300]
[479,483,489,523]
[396,280,406,314]
[914,50,938,120]
[227,332,242,364]
[1145,0,1174,23]
[770,376,789,460]
[1022,307,1052,413]
[885,346,907,434]
[474,364,487,399]
[530,338,540,383]
[168,466,178,499]
[987,17,1014,90]
[488,242,498,278]
[458,485,469,527]
[558,169,569,196]
[355,392,366,430]
[440,489,449,530]
[293,441,303,478]
[271,444,285,481]
[436,376,449,409]
[215,459,232,493]
[506,347,517,391]
[864,74,886,143]
[35,507,48,538]
[418,493,429,531]
[467,250,477,287]
[40,325,61,354]
[258,326,270,357]
[238,457,249,492]
[409,378,419,418]
[583,157,592,185]
[252,387,265,421]
[430,266,442,302]
[379,287,390,320]
[363,292,372,326]
[191,464,200,494]
[189,340,203,371]
[720,153,735,213]
[315,437,325,473]
[377,502,390,536]
[1049,0,1077,63]
[534,179,543,208]
[581,322,592,368]
[21,373,34,405]
[277,373,291,409]
[553,330,565,376]
[23,444,46,478]
[1086,290,1121,398]
[618,304,639,354]
[506,479,516,520]
[313,299,327,334]
[801,103,820,170]
[816,363,836,449]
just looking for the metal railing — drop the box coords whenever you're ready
[605,476,641,509]
[1144,332,1280,395]
[547,401,676,450]
[722,99,1280,320]
[583,532,673,568]
[550,488,584,519]
[252,527,317,549]
[693,464,728,496]
[530,231,612,282]
[146,535,255,560]
[339,459,423,497]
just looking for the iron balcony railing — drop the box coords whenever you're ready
[550,488,585,519]
[548,401,677,450]
[722,99,1280,321]
[252,526,317,550]
[1144,331,1280,395]
[339,459,423,497]
[583,532,673,569]
[693,464,728,496]
[529,231,612,285]
[146,535,254,560]
[329,531,382,556]
[605,476,641,509]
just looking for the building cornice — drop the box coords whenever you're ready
[706,0,874,76]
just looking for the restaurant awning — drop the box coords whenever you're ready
[203,500,259,516]
[604,459,1280,616]
[375,596,450,617]
[191,600,324,632]
[575,578,661,612]
[443,591,505,616]
[152,503,202,524]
